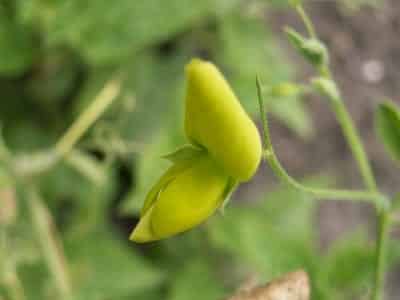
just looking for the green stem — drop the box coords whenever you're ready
[55,78,121,158]
[295,4,317,38]
[27,187,72,300]
[373,211,390,300]
[294,5,389,300]
[256,77,385,205]
[65,150,106,185]
[329,98,378,192]
[297,4,377,194]
[6,78,121,180]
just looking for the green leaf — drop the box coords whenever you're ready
[162,144,205,163]
[30,0,235,65]
[375,101,400,163]
[19,263,49,300]
[391,193,400,225]
[208,182,318,279]
[167,260,226,300]
[66,229,164,300]
[219,178,238,213]
[0,7,35,75]
[319,232,374,299]
[119,129,184,215]
[121,290,165,300]
[115,51,186,142]
[5,218,46,300]
[388,238,400,267]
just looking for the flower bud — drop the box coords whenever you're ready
[184,58,262,181]
[130,154,229,243]
[130,59,263,243]
[286,28,329,68]
[312,77,340,102]
[270,82,304,98]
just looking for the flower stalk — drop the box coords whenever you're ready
[260,4,393,300]
[55,78,121,158]
[256,78,386,206]
[27,187,72,300]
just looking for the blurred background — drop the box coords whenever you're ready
[0,0,399,299]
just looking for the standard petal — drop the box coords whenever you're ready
[184,58,262,182]
[150,155,228,239]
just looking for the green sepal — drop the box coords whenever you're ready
[161,144,205,163]
[218,178,238,215]
[375,101,400,164]
[285,27,329,68]
[312,77,341,102]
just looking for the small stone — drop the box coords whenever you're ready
[226,270,310,300]
[362,59,385,83]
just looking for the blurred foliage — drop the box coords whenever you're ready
[0,1,398,300]
[375,101,400,164]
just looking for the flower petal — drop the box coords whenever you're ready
[185,58,262,181]
[140,155,199,216]
[129,205,156,243]
[150,155,228,239]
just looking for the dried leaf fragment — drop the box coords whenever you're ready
[226,270,310,300]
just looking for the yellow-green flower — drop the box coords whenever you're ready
[130,58,262,243]
[130,152,229,242]
[185,59,262,181]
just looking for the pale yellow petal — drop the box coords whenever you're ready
[129,205,157,243]
[151,155,228,239]
[185,58,262,181]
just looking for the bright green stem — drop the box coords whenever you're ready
[55,78,121,157]
[321,68,390,300]
[294,5,389,300]
[292,1,381,198]
[256,77,384,205]
[373,211,390,300]
[65,150,106,185]
[27,188,72,300]
[329,98,378,192]
[295,4,317,38]
[295,3,378,193]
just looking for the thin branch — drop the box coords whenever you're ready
[27,187,72,300]
[256,76,385,205]
[55,78,121,157]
